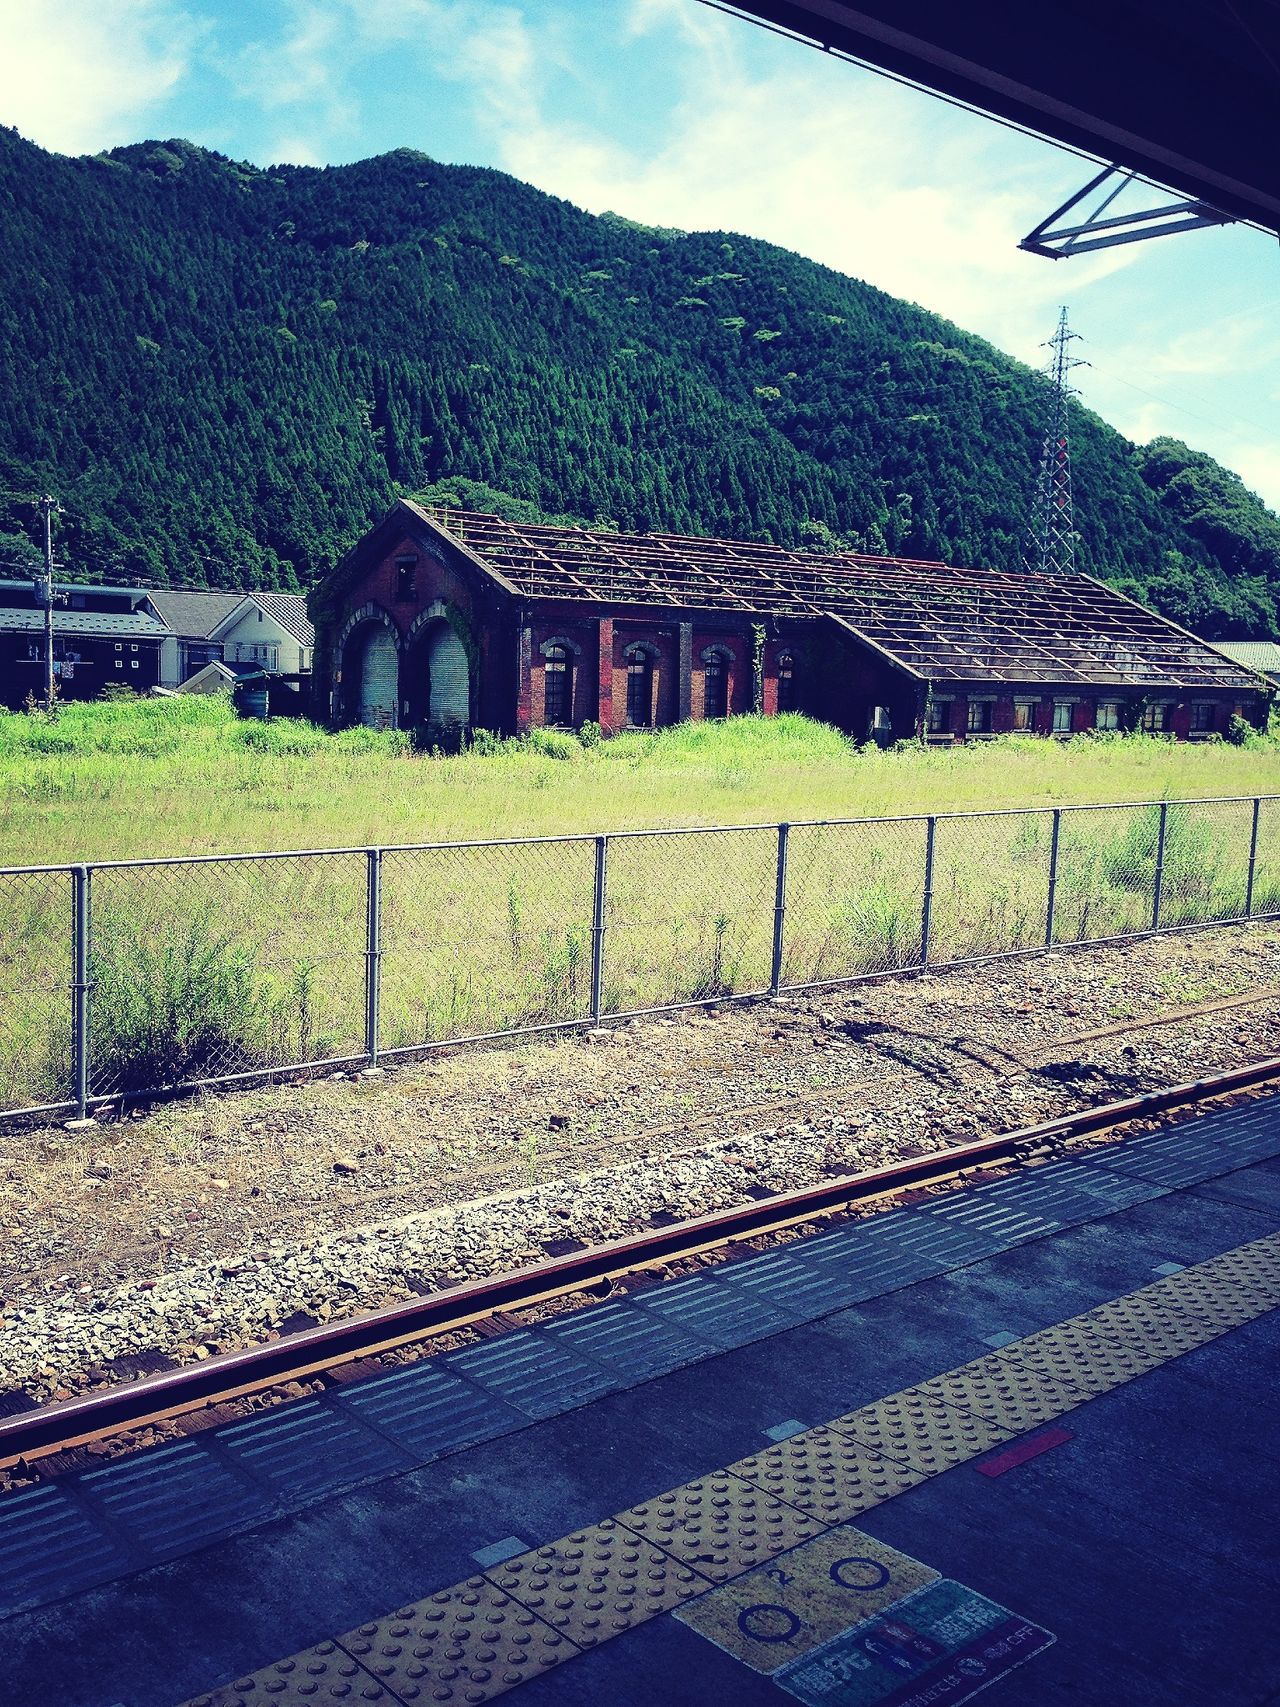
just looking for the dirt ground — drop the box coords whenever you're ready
[4,920,1278,1312]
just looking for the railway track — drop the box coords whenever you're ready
[3,1052,1280,1475]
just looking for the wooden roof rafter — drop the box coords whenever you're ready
[416,509,1264,693]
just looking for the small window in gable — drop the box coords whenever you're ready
[395,558,417,600]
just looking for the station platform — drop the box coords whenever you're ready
[3,1095,1279,1707]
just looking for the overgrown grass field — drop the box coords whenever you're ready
[2,696,1277,1111]
[2,695,1278,863]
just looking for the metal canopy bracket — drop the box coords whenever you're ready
[1021,165,1233,258]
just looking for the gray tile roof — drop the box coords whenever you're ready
[1213,640,1280,676]
[0,609,168,639]
[143,589,245,639]
[245,592,313,646]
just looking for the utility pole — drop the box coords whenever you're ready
[36,495,60,712]
[1021,307,1089,575]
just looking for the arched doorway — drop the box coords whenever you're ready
[402,616,471,733]
[349,623,398,729]
[427,623,469,725]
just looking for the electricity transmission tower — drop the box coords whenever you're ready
[1022,307,1088,575]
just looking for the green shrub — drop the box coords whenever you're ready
[521,728,581,761]
[89,905,284,1092]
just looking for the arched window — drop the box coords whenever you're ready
[543,643,571,725]
[777,651,796,714]
[625,647,654,726]
[703,648,730,719]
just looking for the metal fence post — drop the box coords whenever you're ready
[71,864,90,1119]
[590,835,608,1022]
[1044,808,1061,947]
[920,816,936,968]
[364,848,382,1065]
[1151,801,1169,931]
[770,822,790,995]
[1245,797,1261,918]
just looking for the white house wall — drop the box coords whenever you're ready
[220,608,307,674]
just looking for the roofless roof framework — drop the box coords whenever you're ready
[415,507,1258,693]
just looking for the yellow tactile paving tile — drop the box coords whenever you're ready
[1074,1290,1233,1357]
[338,1578,576,1704]
[913,1353,1083,1433]
[674,1523,939,1674]
[827,1389,1015,1474]
[727,1424,928,1522]
[998,1322,1169,1396]
[616,1471,826,1582]
[178,1640,393,1705]
[1141,1273,1276,1330]
[483,1517,712,1647]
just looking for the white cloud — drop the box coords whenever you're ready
[0,0,199,154]
[266,135,325,167]
[234,3,347,115]
[421,0,1137,369]
[1150,311,1280,380]
[1229,444,1280,508]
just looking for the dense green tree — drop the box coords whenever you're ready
[0,126,1275,634]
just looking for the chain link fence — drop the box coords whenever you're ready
[2,792,1276,1121]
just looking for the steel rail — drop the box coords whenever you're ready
[4,1053,1280,1469]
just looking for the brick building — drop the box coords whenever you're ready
[310,502,1269,742]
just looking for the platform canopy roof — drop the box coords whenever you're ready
[710,1,1280,236]
[413,505,1262,693]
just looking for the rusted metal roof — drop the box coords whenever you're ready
[417,506,1262,693]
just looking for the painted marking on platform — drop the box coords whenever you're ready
[775,1578,1055,1707]
[766,1418,812,1442]
[675,1524,938,1674]
[980,1330,1021,1349]
[338,1576,575,1704]
[1152,1261,1185,1276]
[975,1427,1075,1477]
[473,1534,532,1568]
[484,1517,711,1646]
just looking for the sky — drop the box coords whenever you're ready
[1,0,1277,508]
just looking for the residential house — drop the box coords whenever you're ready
[0,580,167,707]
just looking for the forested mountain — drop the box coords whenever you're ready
[1,125,1277,636]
